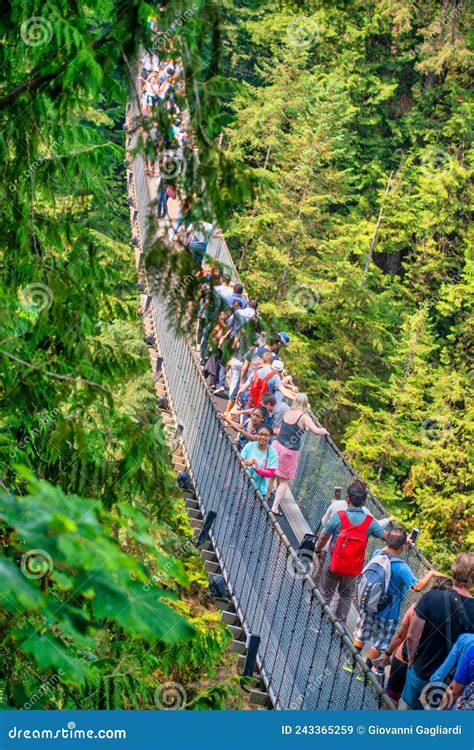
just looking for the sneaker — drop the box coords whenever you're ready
[213,387,228,396]
[342,658,354,674]
[342,658,364,681]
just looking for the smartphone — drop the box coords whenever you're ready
[334,487,342,501]
[410,527,420,544]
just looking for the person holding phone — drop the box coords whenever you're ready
[346,527,446,681]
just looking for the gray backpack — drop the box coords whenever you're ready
[357,552,402,613]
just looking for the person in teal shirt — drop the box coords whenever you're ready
[240,425,278,496]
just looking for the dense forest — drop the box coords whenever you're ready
[0,0,242,710]
[0,0,471,711]
[182,0,473,567]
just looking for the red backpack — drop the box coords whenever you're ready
[248,371,274,408]
[329,511,373,577]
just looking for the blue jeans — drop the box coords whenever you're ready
[401,666,428,710]
[216,359,226,388]
[188,241,207,265]
[157,187,168,218]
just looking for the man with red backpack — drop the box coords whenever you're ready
[236,352,296,407]
[314,480,389,625]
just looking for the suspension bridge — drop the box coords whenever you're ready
[124,86,434,711]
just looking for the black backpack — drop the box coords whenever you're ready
[298,533,317,557]
[403,590,473,662]
[177,471,193,491]
[209,575,227,598]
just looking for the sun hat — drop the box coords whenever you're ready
[272,360,285,372]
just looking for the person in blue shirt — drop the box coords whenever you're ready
[448,643,474,710]
[430,633,474,684]
[351,527,445,678]
[227,282,248,309]
[256,334,281,359]
[240,425,278,496]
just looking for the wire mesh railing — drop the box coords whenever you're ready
[149,291,389,710]
[187,206,434,613]
[126,101,395,710]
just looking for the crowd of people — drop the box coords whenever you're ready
[314,481,473,710]
[138,42,473,712]
[138,42,331,512]
[194,265,329,515]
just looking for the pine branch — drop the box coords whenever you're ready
[0,349,111,394]
[0,37,112,108]
[0,73,57,107]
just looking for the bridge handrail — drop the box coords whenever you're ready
[204,234,433,604]
[126,95,395,710]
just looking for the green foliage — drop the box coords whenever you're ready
[179,0,472,567]
[0,0,238,710]
[0,475,195,705]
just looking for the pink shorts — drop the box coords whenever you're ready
[272,441,300,480]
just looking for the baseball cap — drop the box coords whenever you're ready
[278,332,290,346]
[272,360,285,372]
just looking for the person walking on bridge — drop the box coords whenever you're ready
[236,352,296,408]
[241,425,278,496]
[350,527,445,682]
[267,393,328,516]
[314,480,389,625]
[400,551,474,710]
